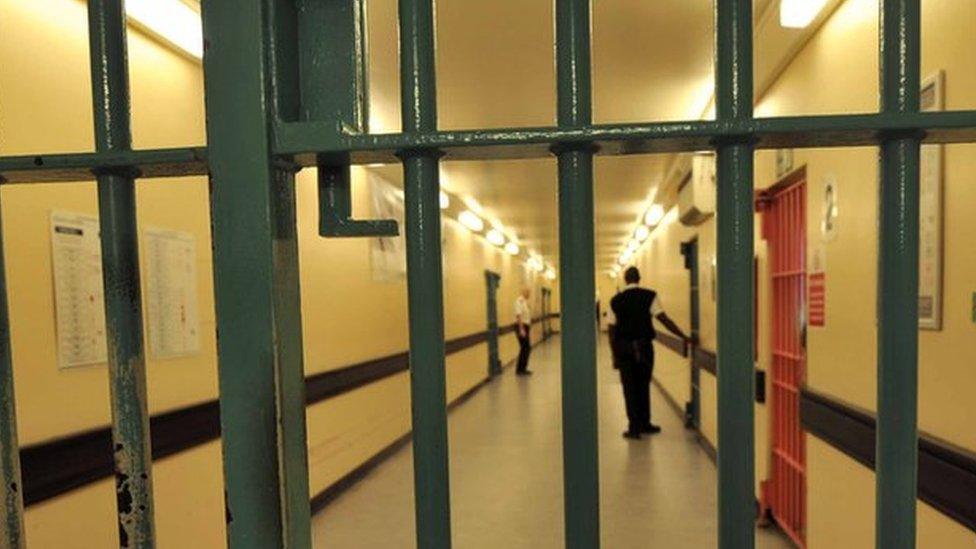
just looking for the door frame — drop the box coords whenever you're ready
[485,270,502,377]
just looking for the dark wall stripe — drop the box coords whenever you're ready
[800,387,976,533]
[655,332,687,357]
[19,314,558,507]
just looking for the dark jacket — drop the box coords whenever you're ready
[610,287,658,341]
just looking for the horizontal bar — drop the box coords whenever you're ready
[0,147,207,184]
[277,110,976,164]
[4,109,976,184]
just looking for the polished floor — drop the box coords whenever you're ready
[312,336,793,548]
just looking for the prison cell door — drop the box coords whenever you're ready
[763,178,807,547]
[681,238,701,429]
[486,271,502,377]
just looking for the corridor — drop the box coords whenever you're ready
[312,337,791,548]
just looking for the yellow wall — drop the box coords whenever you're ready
[633,0,976,547]
[1,1,553,547]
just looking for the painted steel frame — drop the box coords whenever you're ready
[0,0,955,547]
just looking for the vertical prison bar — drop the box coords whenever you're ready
[86,1,156,546]
[555,0,601,547]
[397,0,453,547]
[200,0,313,546]
[877,0,921,546]
[0,204,24,548]
[714,0,755,547]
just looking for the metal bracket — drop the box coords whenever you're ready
[296,0,397,238]
[318,163,398,238]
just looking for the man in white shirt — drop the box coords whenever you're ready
[514,287,533,376]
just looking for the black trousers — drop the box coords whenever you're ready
[516,323,531,372]
[616,338,654,432]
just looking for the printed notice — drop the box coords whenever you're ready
[51,211,107,368]
[144,227,199,359]
[808,272,826,328]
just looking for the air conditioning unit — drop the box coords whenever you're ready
[678,152,716,226]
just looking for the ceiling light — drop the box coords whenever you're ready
[627,239,640,252]
[458,210,484,232]
[504,242,520,256]
[126,0,204,59]
[617,256,627,266]
[780,0,829,29]
[439,191,450,210]
[545,268,557,281]
[634,225,651,242]
[486,229,506,246]
[644,204,665,226]
[463,197,484,214]
[608,271,618,279]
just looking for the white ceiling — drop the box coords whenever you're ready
[366,0,776,273]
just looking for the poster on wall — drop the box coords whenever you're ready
[144,227,200,359]
[808,272,826,328]
[51,211,107,368]
[369,171,407,282]
[808,244,827,328]
[918,71,944,330]
[820,174,839,242]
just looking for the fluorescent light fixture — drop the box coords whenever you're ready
[644,204,665,226]
[504,242,520,256]
[486,229,506,246]
[634,225,651,242]
[463,197,484,214]
[780,0,829,29]
[458,210,485,232]
[439,191,450,210]
[126,0,204,59]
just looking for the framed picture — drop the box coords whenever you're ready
[918,71,944,330]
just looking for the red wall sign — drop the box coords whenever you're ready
[809,273,826,327]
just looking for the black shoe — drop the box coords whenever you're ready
[622,430,642,440]
[641,424,662,434]
[516,370,533,376]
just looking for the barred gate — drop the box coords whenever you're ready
[0,1,971,548]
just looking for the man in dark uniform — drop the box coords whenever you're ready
[610,266,691,439]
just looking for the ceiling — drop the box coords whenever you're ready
[366,0,775,274]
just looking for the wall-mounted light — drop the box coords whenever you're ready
[780,0,829,29]
[644,204,665,226]
[458,210,485,232]
[486,229,506,246]
[504,242,520,256]
[634,225,651,242]
[439,191,450,210]
[127,0,204,59]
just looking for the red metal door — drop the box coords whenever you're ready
[762,179,807,547]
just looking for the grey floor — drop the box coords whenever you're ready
[312,336,793,548]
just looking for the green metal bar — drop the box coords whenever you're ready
[0,148,207,184]
[297,0,396,238]
[877,1,921,546]
[274,110,976,165]
[397,0,452,547]
[200,0,312,547]
[714,0,755,547]
[3,109,976,184]
[0,203,24,548]
[555,0,600,547]
[87,1,156,546]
